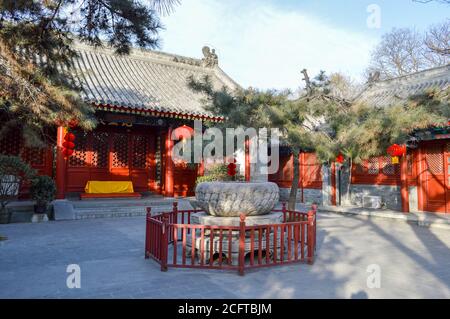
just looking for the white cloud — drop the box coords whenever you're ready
[159,0,377,90]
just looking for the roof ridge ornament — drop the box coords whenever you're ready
[202,46,218,68]
[368,71,381,83]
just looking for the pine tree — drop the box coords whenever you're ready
[0,0,178,145]
[189,72,448,210]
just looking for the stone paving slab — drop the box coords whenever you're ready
[1,202,450,298]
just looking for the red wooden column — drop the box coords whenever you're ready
[164,126,174,197]
[330,162,337,206]
[245,138,250,182]
[55,126,66,199]
[400,153,410,213]
[198,159,205,176]
[299,152,304,203]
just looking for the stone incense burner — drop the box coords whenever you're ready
[194,181,279,217]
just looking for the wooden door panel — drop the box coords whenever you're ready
[130,133,152,191]
[424,143,447,213]
[174,163,197,197]
[110,133,130,179]
[64,127,157,193]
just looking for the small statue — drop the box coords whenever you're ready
[202,46,218,67]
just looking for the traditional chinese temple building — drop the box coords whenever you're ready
[0,42,239,199]
[1,42,448,215]
[268,65,450,214]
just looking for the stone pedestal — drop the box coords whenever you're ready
[187,212,284,265]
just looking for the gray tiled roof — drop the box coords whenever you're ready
[71,42,240,118]
[355,64,450,107]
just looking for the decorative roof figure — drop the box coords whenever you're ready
[202,46,218,67]
[367,71,381,83]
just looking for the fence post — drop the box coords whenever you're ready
[282,202,287,222]
[307,210,315,264]
[173,201,178,220]
[160,214,169,272]
[145,207,151,259]
[311,204,317,252]
[238,213,246,276]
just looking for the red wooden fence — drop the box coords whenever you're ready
[145,202,317,275]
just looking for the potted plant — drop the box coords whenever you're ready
[0,155,36,224]
[29,175,56,222]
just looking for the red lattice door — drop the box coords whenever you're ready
[110,133,130,181]
[423,141,449,213]
[130,133,155,192]
[66,128,156,193]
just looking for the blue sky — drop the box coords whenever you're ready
[159,0,449,90]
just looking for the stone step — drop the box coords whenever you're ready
[70,198,175,209]
[73,204,178,220]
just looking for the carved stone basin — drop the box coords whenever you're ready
[195,182,279,217]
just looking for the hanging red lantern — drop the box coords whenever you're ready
[336,153,345,164]
[64,132,76,142]
[63,148,74,157]
[62,141,75,149]
[387,144,406,157]
[387,144,406,164]
[63,132,76,158]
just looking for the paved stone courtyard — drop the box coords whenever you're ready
[1,207,450,299]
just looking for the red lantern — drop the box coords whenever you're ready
[64,132,76,142]
[63,132,76,158]
[62,141,75,149]
[387,144,406,157]
[63,148,74,157]
[336,153,345,164]
[227,162,237,176]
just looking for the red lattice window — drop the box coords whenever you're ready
[355,163,365,174]
[368,157,379,174]
[155,135,161,186]
[0,131,21,156]
[91,132,109,168]
[381,156,397,175]
[112,133,129,168]
[132,135,149,168]
[352,156,400,185]
[69,131,89,167]
[22,148,45,166]
[426,146,443,174]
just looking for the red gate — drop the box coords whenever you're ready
[145,202,317,275]
[418,140,450,213]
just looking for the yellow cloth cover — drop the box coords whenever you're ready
[84,181,134,194]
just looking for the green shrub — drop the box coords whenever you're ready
[29,175,56,206]
[195,163,244,185]
[0,155,36,223]
[0,155,36,180]
[0,155,36,205]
